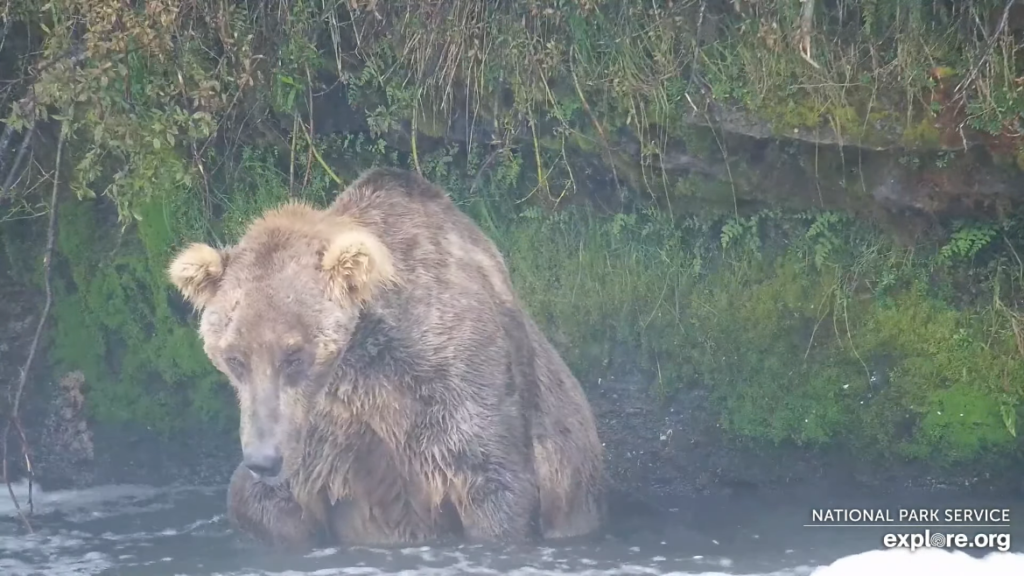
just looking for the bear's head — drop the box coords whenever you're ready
[167,201,397,482]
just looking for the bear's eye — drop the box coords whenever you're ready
[280,350,305,373]
[224,356,246,374]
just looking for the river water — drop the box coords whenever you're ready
[1,479,1023,576]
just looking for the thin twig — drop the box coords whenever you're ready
[0,128,33,200]
[805,280,838,360]
[468,147,503,198]
[953,0,1016,104]
[569,47,621,196]
[288,110,300,197]
[2,122,64,533]
[301,65,316,192]
[299,118,342,185]
[411,88,423,176]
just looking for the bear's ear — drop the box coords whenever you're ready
[167,242,228,310]
[320,228,397,307]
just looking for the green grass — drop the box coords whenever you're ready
[496,198,1024,465]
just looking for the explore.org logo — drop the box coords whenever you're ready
[805,507,1014,553]
[881,529,1011,552]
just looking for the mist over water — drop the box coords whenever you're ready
[1,480,1023,576]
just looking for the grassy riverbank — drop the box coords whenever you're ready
[0,0,1022,473]
[1,135,1016,469]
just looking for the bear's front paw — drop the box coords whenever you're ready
[227,461,321,553]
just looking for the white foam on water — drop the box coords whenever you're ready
[0,551,113,576]
[1,479,162,517]
[157,514,229,536]
[1,478,223,522]
[809,547,1024,576]
[0,531,115,576]
[197,549,1024,576]
[0,479,232,575]
[212,564,816,576]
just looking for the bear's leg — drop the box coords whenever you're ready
[327,499,394,547]
[539,484,604,539]
[453,451,540,543]
[534,444,604,539]
[226,461,321,552]
[328,497,451,547]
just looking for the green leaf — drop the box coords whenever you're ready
[1001,404,1017,438]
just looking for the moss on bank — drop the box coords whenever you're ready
[489,175,1024,466]
[47,175,226,434]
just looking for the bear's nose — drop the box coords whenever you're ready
[243,449,283,479]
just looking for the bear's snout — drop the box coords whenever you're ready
[243,445,283,479]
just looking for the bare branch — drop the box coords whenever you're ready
[0,128,33,201]
[0,43,86,196]
[2,120,65,533]
[953,0,1017,104]
[797,0,820,69]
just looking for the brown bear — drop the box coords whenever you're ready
[168,167,604,548]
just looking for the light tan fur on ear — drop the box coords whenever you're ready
[168,242,226,309]
[321,228,397,307]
